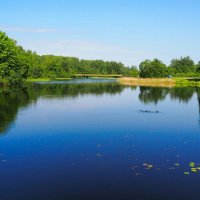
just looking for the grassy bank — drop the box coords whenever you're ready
[118,77,200,87]
[118,77,176,87]
[175,78,200,87]
[26,78,72,82]
[26,77,200,87]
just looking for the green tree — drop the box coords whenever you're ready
[139,59,168,78]
[0,31,29,86]
[196,61,200,73]
[170,56,196,73]
[129,66,139,77]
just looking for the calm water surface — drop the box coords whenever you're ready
[0,79,200,200]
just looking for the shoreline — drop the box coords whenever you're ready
[26,77,200,87]
[26,78,72,82]
[118,77,200,87]
[118,77,176,87]
[26,77,118,83]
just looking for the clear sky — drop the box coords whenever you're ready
[0,0,200,66]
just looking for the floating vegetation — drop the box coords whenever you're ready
[142,163,154,170]
[147,165,153,169]
[186,162,200,174]
[125,143,200,177]
[191,168,198,172]
[128,159,200,177]
[189,162,195,167]
[189,163,200,173]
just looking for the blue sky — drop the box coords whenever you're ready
[1,0,200,66]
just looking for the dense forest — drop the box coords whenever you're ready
[1,31,200,86]
[139,58,200,78]
[0,31,134,86]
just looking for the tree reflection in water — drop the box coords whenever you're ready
[0,82,200,134]
[0,82,126,134]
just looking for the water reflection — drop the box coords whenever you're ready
[139,87,197,104]
[0,88,30,134]
[139,87,168,104]
[0,82,200,134]
[1,81,200,200]
[0,82,127,134]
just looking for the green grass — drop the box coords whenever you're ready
[174,77,200,87]
[26,78,71,82]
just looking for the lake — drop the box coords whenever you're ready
[0,79,200,200]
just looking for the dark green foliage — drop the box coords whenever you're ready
[139,59,168,78]
[0,31,29,86]
[129,66,139,77]
[27,55,131,78]
[196,61,200,73]
[170,56,196,73]
[1,30,200,83]
[0,31,135,83]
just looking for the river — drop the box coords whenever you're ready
[0,79,200,200]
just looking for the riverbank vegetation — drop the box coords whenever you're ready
[119,78,176,87]
[1,31,200,87]
[139,58,200,78]
[0,31,29,86]
[119,77,200,87]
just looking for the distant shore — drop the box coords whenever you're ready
[26,78,72,82]
[26,76,200,87]
[118,77,200,87]
[118,77,176,87]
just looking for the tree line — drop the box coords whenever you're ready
[1,31,200,86]
[0,31,132,86]
[139,58,200,78]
